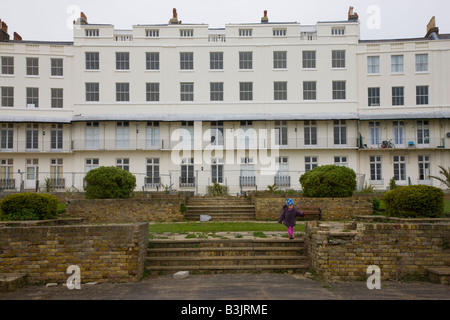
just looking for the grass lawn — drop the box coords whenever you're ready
[148,221,305,234]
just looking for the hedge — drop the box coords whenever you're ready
[299,165,357,198]
[0,193,59,221]
[383,185,444,218]
[84,166,136,199]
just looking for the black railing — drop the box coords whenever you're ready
[274,175,291,187]
[180,176,195,188]
[0,178,15,190]
[240,176,256,187]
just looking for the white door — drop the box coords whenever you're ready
[26,159,38,189]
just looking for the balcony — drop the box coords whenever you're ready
[0,178,15,190]
[240,176,256,187]
[180,176,195,188]
[274,175,291,187]
[144,176,161,188]
[359,137,447,150]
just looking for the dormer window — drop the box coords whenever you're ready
[239,29,252,37]
[180,29,193,38]
[146,29,159,38]
[331,27,345,35]
[273,29,286,37]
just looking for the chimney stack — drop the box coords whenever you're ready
[261,10,269,23]
[13,32,22,41]
[169,8,180,24]
[425,16,439,39]
[0,19,10,42]
[348,6,359,21]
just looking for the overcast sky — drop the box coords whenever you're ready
[1,0,449,41]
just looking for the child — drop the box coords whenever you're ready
[278,199,305,239]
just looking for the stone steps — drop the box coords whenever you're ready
[146,238,309,274]
[185,196,256,221]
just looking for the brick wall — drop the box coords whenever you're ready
[0,223,149,284]
[305,221,450,281]
[65,197,185,223]
[253,195,373,220]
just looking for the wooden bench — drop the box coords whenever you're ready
[300,207,322,221]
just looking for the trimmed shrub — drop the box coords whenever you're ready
[299,165,357,198]
[84,166,136,199]
[383,185,444,218]
[0,193,59,221]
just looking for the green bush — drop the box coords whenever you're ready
[383,185,444,218]
[299,165,356,198]
[207,182,228,196]
[0,193,59,221]
[84,166,136,199]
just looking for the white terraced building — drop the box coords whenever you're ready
[0,8,449,195]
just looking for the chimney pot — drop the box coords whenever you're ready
[169,8,180,24]
[261,10,269,23]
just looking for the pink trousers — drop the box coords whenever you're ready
[287,226,294,237]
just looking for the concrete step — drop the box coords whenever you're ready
[146,238,308,274]
[425,267,450,285]
[0,273,26,292]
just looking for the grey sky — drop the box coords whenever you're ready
[1,0,449,41]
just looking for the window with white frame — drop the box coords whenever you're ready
[239,121,255,149]
[239,52,253,70]
[367,56,380,74]
[50,159,63,187]
[210,52,223,70]
[303,81,316,100]
[305,156,318,172]
[331,27,345,35]
[275,121,288,146]
[51,124,63,150]
[116,121,130,149]
[416,86,429,105]
[304,121,317,146]
[26,87,39,108]
[116,158,130,171]
[302,51,316,69]
[1,56,14,75]
[180,83,194,101]
[211,158,224,184]
[0,124,13,150]
[26,124,39,150]
[393,121,405,145]
[146,158,160,186]
[369,121,381,145]
[1,87,14,107]
[418,155,431,181]
[391,55,403,73]
[334,156,348,167]
[85,158,99,172]
[275,157,290,186]
[415,54,428,72]
[274,82,287,101]
[146,121,160,149]
[26,57,39,76]
[368,87,380,106]
[116,83,130,102]
[116,52,130,70]
[146,83,160,102]
[210,82,224,101]
[333,120,347,145]
[210,121,224,146]
[180,52,194,70]
[85,52,99,70]
[332,81,346,100]
[332,50,345,69]
[392,87,404,106]
[393,155,406,181]
[273,51,287,69]
[86,83,99,102]
[180,29,194,37]
[180,158,195,186]
[85,29,99,37]
[417,120,430,145]
[146,29,159,38]
[239,29,252,37]
[51,88,63,108]
[85,122,99,149]
[240,157,255,186]
[370,156,382,182]
[239,82,253,101]
[146,52,159,70]
[181,121,194,149]
[51,58,63,76]
[273,29,286,37]
[0,159,13,185]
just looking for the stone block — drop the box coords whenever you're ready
[173,271,189,280]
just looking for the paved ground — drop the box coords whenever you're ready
[1,273,449,301]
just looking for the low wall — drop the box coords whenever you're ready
[253,195,373,221]
[65,197,185,223]
[305,221,450,281]
[0,223,149,284]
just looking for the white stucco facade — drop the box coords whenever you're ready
[0,9,449,194]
